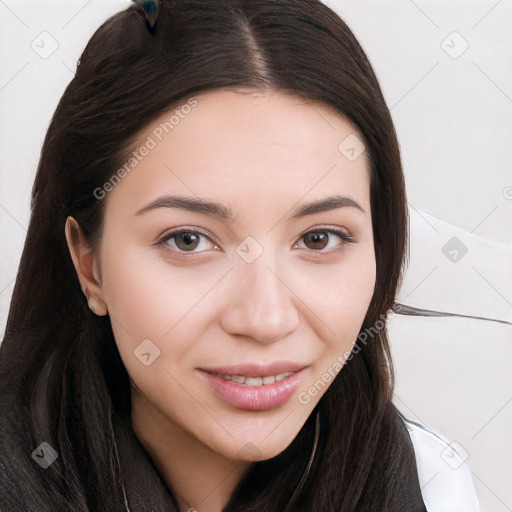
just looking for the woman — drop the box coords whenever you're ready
[0,0,480,510]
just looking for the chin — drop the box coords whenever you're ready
[209,429,299,463]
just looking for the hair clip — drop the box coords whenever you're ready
[132,0,161,31]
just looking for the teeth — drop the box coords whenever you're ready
[215,371,294,386]
[244,377,263,386]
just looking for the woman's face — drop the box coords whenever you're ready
[94,88,376,461]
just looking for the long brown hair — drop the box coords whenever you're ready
[0,1,426,510]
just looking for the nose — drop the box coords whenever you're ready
[219,256,300,345]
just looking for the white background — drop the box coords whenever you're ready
[1,1,511,510]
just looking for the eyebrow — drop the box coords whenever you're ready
[290,194,365,219]
[135,193,365,221]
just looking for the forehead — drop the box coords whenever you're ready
[105,88,371,218]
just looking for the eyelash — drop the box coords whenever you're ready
[155,227,355,256]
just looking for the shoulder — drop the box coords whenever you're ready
[400,414,481,512]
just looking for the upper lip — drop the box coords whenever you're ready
[201,361,307,377]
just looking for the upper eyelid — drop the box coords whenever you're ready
[156,227,218,244]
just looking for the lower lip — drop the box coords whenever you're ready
[198,369,304,411]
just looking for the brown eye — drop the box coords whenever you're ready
[303,232,329,250]
[174,232,201,251]
[296,229,354,253]
[158,229,218,254]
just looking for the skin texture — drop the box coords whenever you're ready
[65,88,376,512]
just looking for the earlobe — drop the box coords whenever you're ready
[64,216,108,317]
[85,292,109,317]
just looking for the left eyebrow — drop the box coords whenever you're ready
[290,194,366,219]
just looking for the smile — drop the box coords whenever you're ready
[198,365,307,411]
[207,370,295,386]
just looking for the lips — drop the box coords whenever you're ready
[197,361,307,411]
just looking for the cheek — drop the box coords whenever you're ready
[298,254,377,394]
[99,248,216,367]
[305,248,376,335]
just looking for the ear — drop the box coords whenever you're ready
[64,215,108,316]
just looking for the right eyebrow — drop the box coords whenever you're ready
[135,194,236,222]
